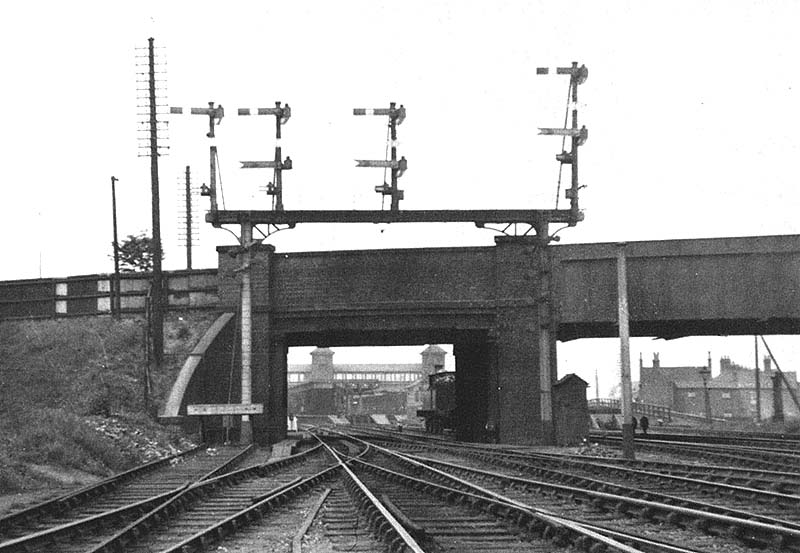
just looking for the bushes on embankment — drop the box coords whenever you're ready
[0,313,215,492]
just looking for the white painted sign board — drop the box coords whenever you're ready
[187,403,264,415]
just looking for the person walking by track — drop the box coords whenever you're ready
[640,415,649,435]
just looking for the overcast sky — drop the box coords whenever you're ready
[2,1,798,395]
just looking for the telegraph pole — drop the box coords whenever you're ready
[184,166,193,269]
[147,37,164,369]
[617,243,634,459]
[110,176,121,317]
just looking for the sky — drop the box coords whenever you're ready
[1,1,798,396]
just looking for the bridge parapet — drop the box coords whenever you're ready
[0,269,218,320]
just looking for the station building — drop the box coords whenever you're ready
[287,345,446,419]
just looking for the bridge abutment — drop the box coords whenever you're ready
[454,339,490,441]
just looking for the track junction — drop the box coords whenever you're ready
[3,427,800,552]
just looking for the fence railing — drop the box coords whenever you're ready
[588,398,672,422]
[0,269,219,320]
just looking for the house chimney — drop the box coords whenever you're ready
[653,352,660,369]
[763,356,772,373]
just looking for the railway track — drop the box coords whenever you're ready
[330,436,704,553]
[543,450,800,495]
[9,425,800,552]
[0,445,251,550]
[591,434,800,472]
[389,439,800,520]
[598,429,800,450]
[354,424,800,496]
[330,428,800,552]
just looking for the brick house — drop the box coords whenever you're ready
[639,353,799,420]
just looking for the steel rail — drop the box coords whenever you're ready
[382,434,800,493]
[86,444,327,553]
[332,429,800,551]
[321,429,647,552]
[594,429,800,449]
[196,443,254,480]
[0,445,257,552]
[384,436,800,510]
[594,435,800,471]
[347,455,649,553]
[0,444,204,534]
[312,434,427,553]
[156,467,341,553]
[541,450,800,488]
[361,430,800,500]
[339,433,704,553]
[291,488,331,553]
[594,433,800,456]
[0,486,189,553]
[395,450,800,550]
[518,452,800,505]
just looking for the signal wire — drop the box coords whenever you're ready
[554,80,572,209]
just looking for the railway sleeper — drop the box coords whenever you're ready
[354,458,639,553]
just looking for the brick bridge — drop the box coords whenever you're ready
[161,233,800,445]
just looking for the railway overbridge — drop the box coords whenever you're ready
[164,233,800,445]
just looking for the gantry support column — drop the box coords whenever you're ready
[247,243,285,445]
[491,236,558,445]
[218,241,285,445]
[239,222,254,444]
[454,337,490,442]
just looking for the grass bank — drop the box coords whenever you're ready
[0,312,217,493]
